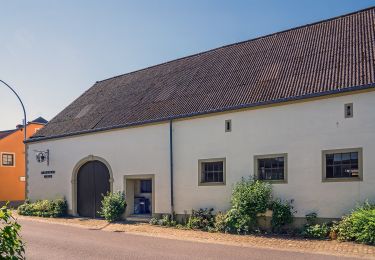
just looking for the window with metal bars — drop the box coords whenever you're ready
[199,159,225,185]
[322,148,362,182]
[325,152,359,178]
[256,156,285,181]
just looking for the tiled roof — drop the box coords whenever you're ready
[30,117,48,125]
[33,7,375,141]
[0,117,47,140]
[0,130,16,140]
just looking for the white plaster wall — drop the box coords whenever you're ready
[27,91,375,218]
[172,91,375,218]
[27,123,171,214]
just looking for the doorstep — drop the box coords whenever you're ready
[126,214,152,223]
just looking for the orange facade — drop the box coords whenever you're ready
[0,123,44,202]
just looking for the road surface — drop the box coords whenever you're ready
[20,219,358,260]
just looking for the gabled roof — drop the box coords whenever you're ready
[0,130,16,140]
[0,116,47,141]
[32,7,375,142]
[30,117,48,125]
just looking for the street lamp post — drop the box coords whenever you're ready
[0,80,27,141]
[1,79,28,200]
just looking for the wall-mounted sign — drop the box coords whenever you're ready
[35,149,50,166]
[41,170,55,179]
[41,170,55,175]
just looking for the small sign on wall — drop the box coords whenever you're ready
[35,149,50,166]
[41,170,55,179]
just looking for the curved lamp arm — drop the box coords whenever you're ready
[0,80,27,141]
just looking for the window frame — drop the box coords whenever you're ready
[254,153,288,184]
[322,148,363,182]
[1,152,15,167]
[198,158,226,186]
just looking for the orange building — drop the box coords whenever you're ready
[0,117,47,204]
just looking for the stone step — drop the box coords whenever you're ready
[126,214,152,223]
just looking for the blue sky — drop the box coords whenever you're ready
[0,0,373,129]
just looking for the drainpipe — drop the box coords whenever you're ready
[169,120,174,219]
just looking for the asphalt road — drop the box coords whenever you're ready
[20,219,358,260]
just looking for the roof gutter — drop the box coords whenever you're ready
[25,83,375,144]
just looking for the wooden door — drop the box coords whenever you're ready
[77,160,110,218]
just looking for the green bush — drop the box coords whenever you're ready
[175,224,186,229]
[270,199,294,233]
[302,223,330,239]
[17,198,67,218]
[158,214,177,227]
[187,208,215,231]
[0,204,25,259]
[335,202,375,245]
[149,214,177,227]
[149,217,158,225]
[301,212,330,239]
[214,212,227,233]
[99,191,127,222]
[226,178,272,233]
[159,214,170,226]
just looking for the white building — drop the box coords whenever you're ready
[26,8,375,222]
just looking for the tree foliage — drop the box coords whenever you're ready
[0,204,25,259]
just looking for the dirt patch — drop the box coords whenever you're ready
[15,213,375,259]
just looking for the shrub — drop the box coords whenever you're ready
[225,208,251,234]
[99,191,126,222]
[187,208,215,231]
[17,198,67,218]
[301,212,330,239]
[175,224,186,229]
[149,214,177,227]
[149,217,158,225]
[0,204,25,259]
[226,178,272,233]
[214,212,227,233]
[302,223,330,239]
[270,199,294,233]
[335,202,375,245]
[157,214,177,227]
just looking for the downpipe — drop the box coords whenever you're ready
[169,120,174,219]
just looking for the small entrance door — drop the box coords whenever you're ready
[124,176,154,217]
[77,160,110,218]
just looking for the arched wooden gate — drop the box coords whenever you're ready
[77,160,110,218]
